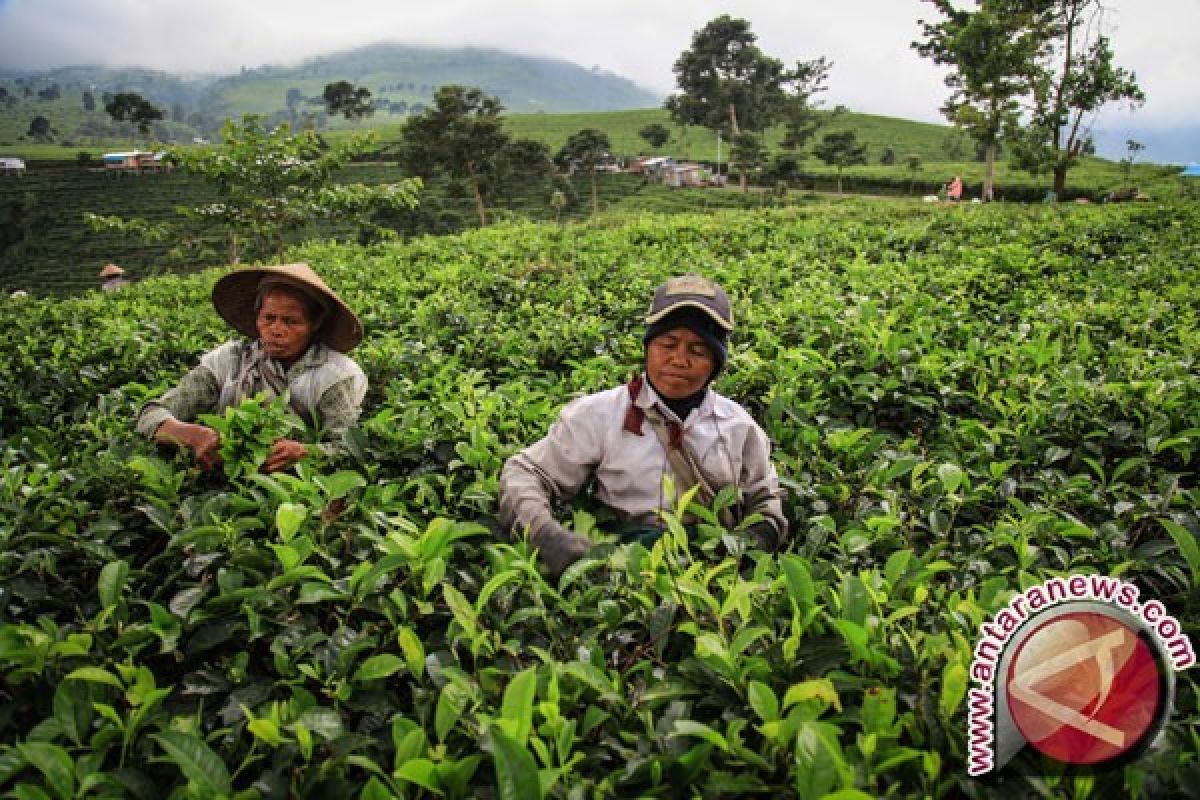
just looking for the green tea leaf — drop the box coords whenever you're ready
[940,662,968,718]
[397,627,426,680]
[395,758,444,795]
[16,742,74,800]
[353,654,406,683]
[97,560,129,609]
[501,667,537,746]
[275,502,307,542]
[747,681,779,723]
[1160,518,1200,587]
[64,667,123,690]
[489,727,542,800]
[151,732,232,796]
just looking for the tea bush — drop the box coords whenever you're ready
[0,200,1197,798]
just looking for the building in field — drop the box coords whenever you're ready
[102,151,168,172]
[1,157,25,175]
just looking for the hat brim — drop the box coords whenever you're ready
[645,299,735,332]
[211,263,363,352]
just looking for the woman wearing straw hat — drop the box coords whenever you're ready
[99,263,128,291]
[136,262,367,473]
[499,274,787,576]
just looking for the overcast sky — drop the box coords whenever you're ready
[1,0,1196,160]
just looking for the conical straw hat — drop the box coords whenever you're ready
[99,263,125,278]
[211,262,362,352]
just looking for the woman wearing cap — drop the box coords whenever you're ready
[499,274,787,576]
[136,262,367,473]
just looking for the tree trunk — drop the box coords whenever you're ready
[590,171,599,216]
[983,142,996,202]
[466,162,487,226]
[837,171,843,195]
[1053,163,1068,199]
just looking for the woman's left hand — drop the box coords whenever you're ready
[262,439,311,473]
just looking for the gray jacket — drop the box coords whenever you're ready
[499,377,787,538]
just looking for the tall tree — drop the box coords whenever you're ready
[82,90,95,112]
[914,0,1044,201]
[1008,0,1144,197]
[400,85,511,226]
[813,130,867,194]
[666,15,831,190]
[555,128,612,216]
[105,92,165,136]
[322,81,374,121]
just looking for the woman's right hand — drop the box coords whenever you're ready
[156,420,222,472]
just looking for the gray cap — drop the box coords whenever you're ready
[645,274,734,332]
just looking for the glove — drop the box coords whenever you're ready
[746,520,782,554]
[530,521,592,577]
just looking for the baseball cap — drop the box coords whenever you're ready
[645,275,734,332]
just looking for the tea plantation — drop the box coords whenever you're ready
[0,200,1197,798]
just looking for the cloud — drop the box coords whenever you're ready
[0,0,1195,142]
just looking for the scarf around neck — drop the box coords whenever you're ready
[218,339,291,410]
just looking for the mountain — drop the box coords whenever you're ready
[0,43,662,122]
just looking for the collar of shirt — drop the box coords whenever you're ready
[634,372,734,427]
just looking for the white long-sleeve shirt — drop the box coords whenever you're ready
[499,376,787,539]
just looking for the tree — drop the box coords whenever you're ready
[400,86,511,226]
[500,138,557,194]
[1008,0,1144,197]
[556,128,612,215]
[665,15,832,190]
[914,0,1045,202]
[729,132,766,193]
[1120,138,1144,180]
[82,90,95,112]
[105,92,165,136]
[322,81,374,121]
[27,116,53,141]
[86,116,421,263]
[638,123,670,150]
[880,147,897,166]
[778,58,834,153]
[285,88,304,109]
[904,153,923,195]
[813,130,867,194]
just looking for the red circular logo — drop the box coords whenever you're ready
[1006,612,1163,765]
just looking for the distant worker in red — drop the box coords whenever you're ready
[947,175,963,202]
[499,274,788,576]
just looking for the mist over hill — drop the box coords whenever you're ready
[0,43,663,119]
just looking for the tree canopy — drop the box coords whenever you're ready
[914,0,1044,201]
[1008,0,1144,196]
[814,130,868,194]
[104,92,165,136]
[556,128,613,215]
[399,86,513,227]
[666,15,830,190]
[322,81,375,121]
